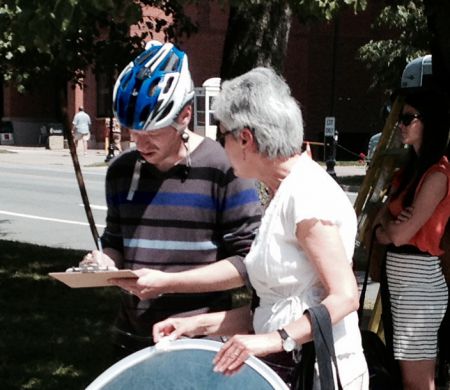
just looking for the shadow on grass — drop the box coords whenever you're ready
[0,240,120,390]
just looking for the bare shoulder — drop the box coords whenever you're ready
[421,170,447,188]
[416,170,447,204]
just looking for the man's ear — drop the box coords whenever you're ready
[177,104,192,127]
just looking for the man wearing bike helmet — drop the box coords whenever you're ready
[81,41,262,358]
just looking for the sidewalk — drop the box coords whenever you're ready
[0,145,367,175]
[0,145,110,167]
[334,164,366,177]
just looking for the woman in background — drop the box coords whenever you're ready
[376,89,450,390]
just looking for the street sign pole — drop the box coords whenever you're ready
[324,117,337,179]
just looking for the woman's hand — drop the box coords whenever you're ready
[108,268,169,299]
[213,333,281,375]
[384,171,446,246]
[394,206,414,224]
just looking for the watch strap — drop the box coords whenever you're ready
[277,328,290,341]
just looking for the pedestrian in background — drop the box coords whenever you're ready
[111,118,122,153]
[105,117,122,155]
[72,106,91,156]
[375,89,450,390]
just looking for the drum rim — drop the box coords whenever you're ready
[86,338,289,390]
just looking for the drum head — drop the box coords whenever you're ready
[87,338,289,389]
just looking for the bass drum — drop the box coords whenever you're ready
[87,338,289,390]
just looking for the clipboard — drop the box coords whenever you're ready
[49,269,138,288]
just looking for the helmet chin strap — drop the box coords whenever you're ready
[170,121,186,133]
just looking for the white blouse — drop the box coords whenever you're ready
[244,153,367,385]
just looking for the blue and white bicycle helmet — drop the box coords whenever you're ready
[113,41,195,131]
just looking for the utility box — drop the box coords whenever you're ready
[0,121,14,145]
[194,77,221,140]
[0,133,14,145]
[47,135,64,149]
[45,123,65,150]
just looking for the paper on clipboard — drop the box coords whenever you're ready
[49,269,138,288]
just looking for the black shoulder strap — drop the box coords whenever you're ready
[358,226,379,320]
[305,304,343,390]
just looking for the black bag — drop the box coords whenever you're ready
[294,308,401,390]
[293,340,315,390]
[292,304,343,390]
[359,230,403,390]
[361,330,402,390]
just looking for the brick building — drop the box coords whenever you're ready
[0,2,389,159]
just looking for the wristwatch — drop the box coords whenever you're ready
[277,328,296,352]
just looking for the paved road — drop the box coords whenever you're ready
[0,145,367,262]
[0,146,109,250]
[0,145,366,251]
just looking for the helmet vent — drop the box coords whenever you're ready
[135,47,158,66]
[137,67,152,80]
[157,101,174,122]
[148,77,161,97]
[140,105,152,126]
[164,53,180,72]
[163,77,174,94]
[150,101,163,120]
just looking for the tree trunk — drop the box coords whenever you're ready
[220,0,292,81]
[423,0,450,94]
[55,78,100,248]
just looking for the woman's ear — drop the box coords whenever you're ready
[240,127,253,147]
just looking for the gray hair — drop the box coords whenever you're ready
[213,67,304,159]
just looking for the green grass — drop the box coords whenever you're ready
[0,240,120,390]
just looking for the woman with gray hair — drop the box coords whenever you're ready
[214,67,304,160]
[153,67,368,388]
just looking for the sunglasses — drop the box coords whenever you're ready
[398,112,422,126]
[215,122,234,144]
[215,122,255,146]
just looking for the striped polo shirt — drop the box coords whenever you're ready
[102,137,262,339]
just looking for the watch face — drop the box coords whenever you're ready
[283,337,296,352]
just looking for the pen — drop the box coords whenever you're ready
[97,237,104,265]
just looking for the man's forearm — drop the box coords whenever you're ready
[195,305,252,336]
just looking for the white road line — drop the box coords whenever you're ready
[80,204,107,210]
[0,210,105,228]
